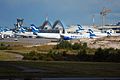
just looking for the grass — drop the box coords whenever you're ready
[0,41,120,78]
[0,44,53,61]
[0,61,120,77]
[0,50,20,61]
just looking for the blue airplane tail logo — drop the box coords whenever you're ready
[107,32,111,36]
[88,29,94,33]
[76,24,84,32]
[4,28,9,32]
[30,24,39,33]
[88,29,96,38]
[0,28,4,32]
[77,24,84,30]
[19,27,26,33]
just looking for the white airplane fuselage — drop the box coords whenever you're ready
[94,33,108,37]
[36,33,60,39]
[15,32,36,37]
[0,31,14,38]
[60,33,90,40]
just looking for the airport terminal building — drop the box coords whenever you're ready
[98,26,120,33]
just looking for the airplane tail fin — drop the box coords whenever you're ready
[4,28,9,32]
[107,32,111,36]
[77,24,84,30]
[19,27,26,33]
[88,29,94,33]
[76,24,84,32]
[77,24,82,29]
[88,29,96,38]
[30,24,39,33]
[0,28,4,32]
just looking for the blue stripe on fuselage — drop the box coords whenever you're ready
[63,36,72,40]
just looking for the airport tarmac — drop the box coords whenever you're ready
[0,38,58,46]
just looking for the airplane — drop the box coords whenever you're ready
[60,24,111,40]
[88,29,111,37]
[15,26,37,38]
[60,30,97,40]
[77,24,120,37]
[0,28,15,39]
[76,25,112,38]
[31,23,97,40]
[30,24,61,39]
[30,23,107,40]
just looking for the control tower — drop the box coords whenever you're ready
[14,18,24,31]
[17,18,24,27]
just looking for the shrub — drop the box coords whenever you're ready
[77,49,88,61]
[72,43,81,50]
[55,41,72,49]
[94,48,120,62]
[82,42,87,49]
[0,43,8,50]
[23,51,44,60]
[23,46,120,62]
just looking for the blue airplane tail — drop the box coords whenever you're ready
[77,24,82,28]
[30,24,39,33]
[19,27,26,33]
[0,28,4,32]
[88,29,96,38]
[107,32,111,36]
[4,28,9,32]
[76,24,84,32]
[88,29,94,33]
[77,24,84,30]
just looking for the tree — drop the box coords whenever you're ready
[82,42,87,49]
[55,41,72,49]
[77,49,87,61]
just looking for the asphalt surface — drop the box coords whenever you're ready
[0,38,58,45]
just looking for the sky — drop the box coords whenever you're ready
[0,0,120,28]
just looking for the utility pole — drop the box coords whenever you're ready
[100,7,111,27]
[92,15,95,27]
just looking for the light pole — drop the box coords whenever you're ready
[100,7,111,27]
[92,15,95,27]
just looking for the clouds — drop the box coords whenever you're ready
[0,0,119,28]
